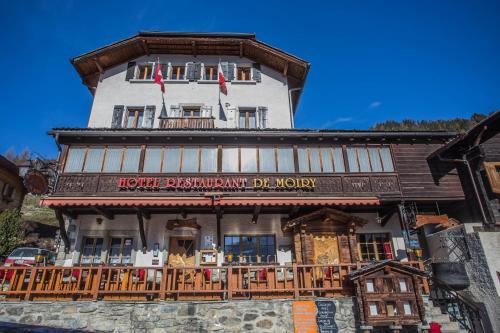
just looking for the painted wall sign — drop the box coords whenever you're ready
[117,176,316,192]
[292,301,318,333]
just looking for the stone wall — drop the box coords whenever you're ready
[0,298,357,333]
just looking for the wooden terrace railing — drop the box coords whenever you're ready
[159,117,214,129]
[0,262,428,302]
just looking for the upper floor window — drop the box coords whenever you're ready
[204,65,218,80]
[182,106,201,118]
[136,63,154,80]
[126,108,144,128]
[297,147,345,173]
[357,233,394,261]
[65,147,140,173]
[346,146,394,172]
[236,66,251,81]
[239,109,256,129]
[108,237,133,265]
[171,65,185,80]
[80,237,103,265]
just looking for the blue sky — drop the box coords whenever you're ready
[1,0,499,158]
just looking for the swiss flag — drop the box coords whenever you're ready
[154,60,165,93]
[218,63,227,95]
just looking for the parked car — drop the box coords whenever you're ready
[3,247,55,267]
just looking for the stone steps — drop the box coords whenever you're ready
[424,297,469,333]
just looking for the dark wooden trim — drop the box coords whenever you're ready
[136,211,147,251]
[55,209,70,253]
[93,207,115,220]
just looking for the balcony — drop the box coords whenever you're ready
[160,117,214,129]
[0,262,427,302]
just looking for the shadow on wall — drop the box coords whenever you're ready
[0,322,88,333]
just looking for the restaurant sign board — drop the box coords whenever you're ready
[117,176,316,192]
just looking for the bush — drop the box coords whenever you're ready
[0,208,24,257]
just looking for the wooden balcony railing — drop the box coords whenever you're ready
[160,117,214,129]
[0,262,427,302]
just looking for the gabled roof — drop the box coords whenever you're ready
[71,31,310,91]
[348,260,428,280]
[283,207,368,231]
[428,110,500,159]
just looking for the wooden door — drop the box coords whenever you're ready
[168,237,196,267]
[312,234,340,265]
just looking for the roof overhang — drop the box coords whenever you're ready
[71,31,310,92]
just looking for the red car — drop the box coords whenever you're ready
[0,248,55,281]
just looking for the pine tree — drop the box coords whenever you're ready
[0,209,25,257]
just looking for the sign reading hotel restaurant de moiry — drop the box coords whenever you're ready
[117,176,317,192]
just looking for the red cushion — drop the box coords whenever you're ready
[203,268,211,280]
[138,269,145,281]
[72,269,80,279]
[430,322,441,333]
[325,267,334,279]
[258,268,267,281]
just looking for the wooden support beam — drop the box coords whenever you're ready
[55,209,70,253]
[239,41,244,57]
[289,205,300,218]
[136,211,147,252]
[93,58,104,74]
[215,206,223,248]
[93,207,114,220]
[252,205,262,223]
[63,209,78,220]
[192,41,197,57]
[141,39,150,56]
[181,209,187,219]
[283,61,289,76]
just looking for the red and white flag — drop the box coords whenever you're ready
[154,60,165,93]
[218,62,227,95]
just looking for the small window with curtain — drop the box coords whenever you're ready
[241,147,258,172]
[108,237,134,265]
[80,237,103,265]
[200,147,217,173]
[182,106,201,118]
[121,147,141,173]
[143,147,163,173]
[125,108,144,128]
[181,147,199,173]
[83,148,105,172]
[170,65,185,80]
[102,148,123,173]
[135,63,154,80]
[297,146,345,173]
[277,147,294,173]
[224,235,276,264]
[357,233,394,261]
[222,147,239,173]
[239,109,256,129]
[347,146,394,172]
[204,65,218,80]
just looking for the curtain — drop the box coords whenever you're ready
[122,148,141,172]
[102,148,122,172]
[181,147,199,173]
[65,148,85,172]
[346,148,359,172]
[222,147,238,172]
[83,148,104,172]
[143,148,162,173]
[277,147,294,173]
[200,147,217,172]
[368,148,383,172]
[163,147,181,173]
[259,147,276,173]
[380,147,394,172]
[297,148,309,173]
[332,148,345,172]
[241,147,257,172]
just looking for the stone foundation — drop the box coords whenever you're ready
[0,298,357,333]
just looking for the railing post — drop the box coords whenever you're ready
[227,266,232,300]
[159,266,167,301]
[92,266,102,301]
[25,268,37,301]
[292,263,299,299]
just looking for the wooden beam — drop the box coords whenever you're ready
[136,211,147,251]
[93,207,114,220]
[215,206,222,248]
[181,209,187,219]
[141,39,150,56]
[239,41,244,57]
[283,61,289,76]
[63,209,78,220]
[55,209,70,253]
[93,58,104,74]
[192,41,197,57]
[289,205,300,218]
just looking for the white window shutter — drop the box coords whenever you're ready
[258,106,268,128]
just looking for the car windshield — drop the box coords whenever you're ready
[9,248,42,257]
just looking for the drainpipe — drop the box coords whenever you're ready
[437,154,490,227]
[288,87,302,128]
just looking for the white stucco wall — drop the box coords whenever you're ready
[88,55,293,129]
[478,231,500,297]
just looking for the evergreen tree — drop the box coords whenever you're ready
[0,209,25,258]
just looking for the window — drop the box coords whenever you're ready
[258,147,276,173]
[277,147,294,173]
[399,278,408,292]
[135,63,154,80]
[182,107,201,118]
[125,108,144,128]
[181,147,199,173]
[357,233,394,261]
[403,301,413,315]
[171,65,185,80]
[1,183,15,201]
[143,147,163,173]
[241,147,258,172]
[64,147,86,172]
[236,66,251,81]
[386,302,397,317]
[222,147,239,172]
[164,147,181,173]
[347,146,394,172]
[297,147,345,173]
[239,109,256,129]
[224,235,276,264]
[200,147,217,173]
[368,302,378,316]
[204,65,218,80]
[83,148,104,172]
[102,148,123,173]
[80,237,103,265]
[108,238,133,265]
[121,147,141,172]
[365,279,375,292]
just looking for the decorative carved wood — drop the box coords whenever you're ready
[166,218,201,230]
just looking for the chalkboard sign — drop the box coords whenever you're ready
[315,300,338,333]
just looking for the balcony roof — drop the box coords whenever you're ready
[71,31,310,92]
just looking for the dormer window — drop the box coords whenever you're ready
[171,65,186,80]
[182,106,201,118]
[239,108,256,129]
[236,66,251,81]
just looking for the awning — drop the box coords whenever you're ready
[40,196,380,208]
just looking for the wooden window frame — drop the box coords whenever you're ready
[238,109,257,129]
[182,106,202,118]
[357,233,394,261]
[204,64,218,81]
[484,162,500,194]
[346,145,395,173]
[107,237,134,266]
[223,234,276,264]
[79,237,104,266]
[125,108,145,129]
[170,65,186,80]
[135,62,155,80]
[297,146,345,173]
[236,66,251,81]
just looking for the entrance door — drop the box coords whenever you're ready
[168,237,196,267]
